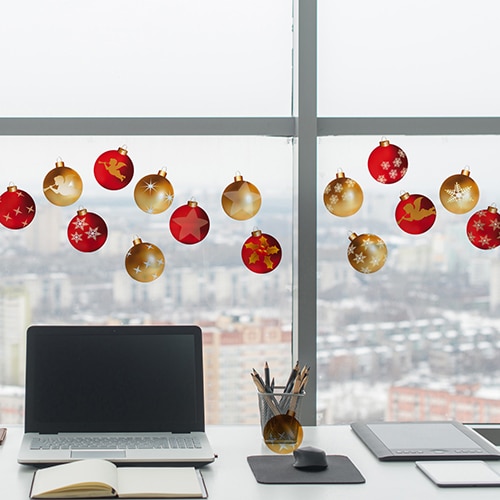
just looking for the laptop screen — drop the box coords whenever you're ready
[25,325,206,434]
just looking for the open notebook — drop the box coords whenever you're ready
[18,324,216,467]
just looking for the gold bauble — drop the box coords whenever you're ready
[134,169,174,214]
[347,232,387,274]
[439,168,479,214]
[221,174,261,220]
[125,237,165,282]
[262,413,303,454]
[43,159,83,206]
[323,170,363,217]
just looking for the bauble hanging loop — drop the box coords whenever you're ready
[466,205,500,250]
[323,169,364,217]
[169,199,210,244]
[67,207,108,252]
[439,167,479,214]
[125,237,165,282]
[395,192,437,234]
[347,232,387,274]
[43,158,83,206]
[134,168,175,214]
[0,183,36,229]
[367,138,408,184]
[94,146,134,190]
[241,229,282,274]
[221,173,262,220]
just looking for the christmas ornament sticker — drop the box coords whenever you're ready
[395,192,437,235]
[67,208,108,252]
[43,159,83,206]
[439,167,479,214]
[368,138,408,184]
[0,184,36,229]
[94,146,134,190]
[125,237,165,282]
[134,169,174,214]
[169,200,210,244]
[221,173,261,220]
[466,205,500,250]
[323,169,364,217]
[347,232,387,274]
[241,229,282,274]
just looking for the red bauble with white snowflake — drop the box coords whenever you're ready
[241,229,282,274]
[0,184,36,229]
[368,138,408,184]
[169,200,210,245]
[94,146,134,190]
[466,205,500,250]
[67,208,108,252]
[395,192,437,235]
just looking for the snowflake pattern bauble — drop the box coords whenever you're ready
[466,206,500,250]
[347,232,387,274]
[439,168,479,214]
[323,170,363,217]
[0,184,36,230]
[67,208,108,252]
[367,139,408,184]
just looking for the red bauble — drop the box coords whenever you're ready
[94,146,134,190]
[241,229,282,274]
[169,200,210,244]
[0,184,36,229]
[466,205,500,250]
[67,208,108,252]
[395,192,437,235]
[368,139,408,184]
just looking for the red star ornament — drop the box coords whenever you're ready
[221,174,262,220]
[368,138,408,184]
[241,229,282,274]
[94,146,134,190]
[67,208,108,252]
[0,184,36,229]
[466,205,500,250]
[395,192,437,235]
[169,200,210,244]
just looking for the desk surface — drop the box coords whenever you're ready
[3,424,500,499]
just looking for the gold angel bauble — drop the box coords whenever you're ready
[43,159,83,206]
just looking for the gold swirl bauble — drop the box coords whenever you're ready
[221,174,261,220]
[323,170,363,217]
[125,237,165,282]
[439,168,479,214]
[134,169,174,214]
[347,232,387,274]
[43,159,83,206]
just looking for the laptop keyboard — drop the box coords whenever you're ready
[30,435,202,450]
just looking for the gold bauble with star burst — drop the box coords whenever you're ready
[347,232,387,274]
[262,414,303,454]
[134,169,174,214]
[439,168,479,214]
[125,237,165,282]
[221,173,261,220]
[323,169,363,217]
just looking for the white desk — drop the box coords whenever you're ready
[3,424,500,499]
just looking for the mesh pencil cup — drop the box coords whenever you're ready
[257,389,304,454]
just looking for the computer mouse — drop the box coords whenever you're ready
[292,446,328,470]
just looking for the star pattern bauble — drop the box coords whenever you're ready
[169,200,210,244]
[0,184,36,230]
[67,208,108,252]
[466,206,500,250]
[221,174,261,220]
[134,169,174,214]
[347,232,387,274]
[125,237,165,282]
[439,168,479,214]
[262,414,303,454]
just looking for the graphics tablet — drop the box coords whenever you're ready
[350,421,500,461]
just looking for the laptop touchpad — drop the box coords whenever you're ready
[71,450,126,459]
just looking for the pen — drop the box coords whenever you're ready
[0,427,6,445]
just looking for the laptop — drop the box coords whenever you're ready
[18,324,216,467]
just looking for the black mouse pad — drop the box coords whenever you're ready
[247,454,365,484]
